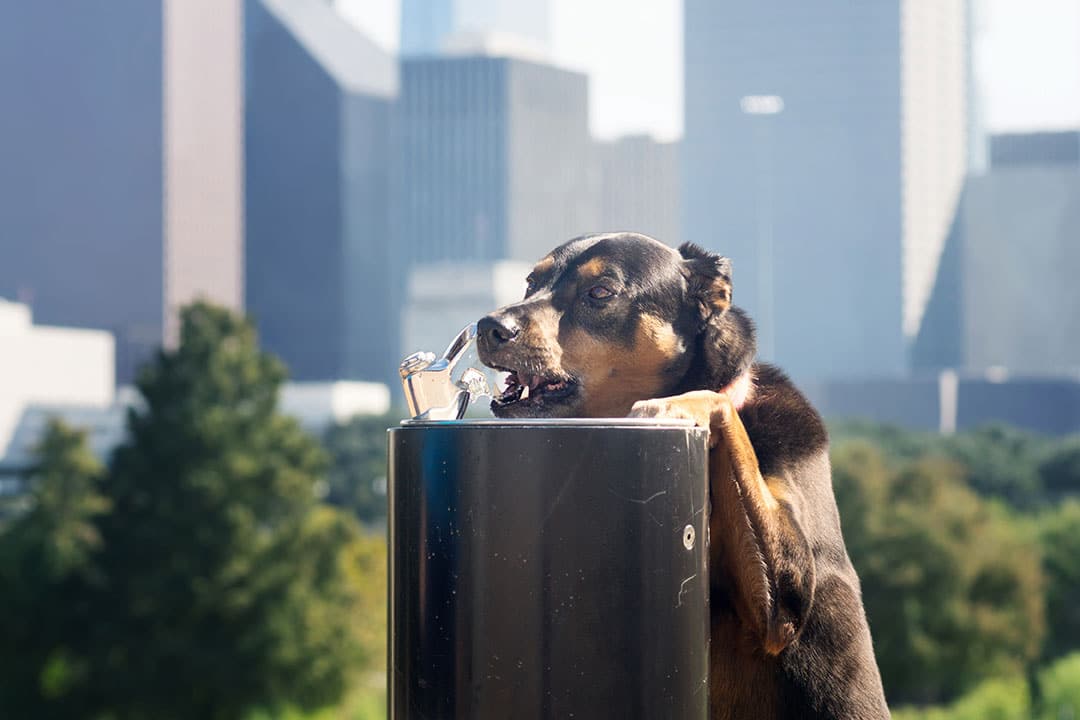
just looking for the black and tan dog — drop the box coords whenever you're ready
[476,232,890,719]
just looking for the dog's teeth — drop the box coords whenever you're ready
[521,384,530,400]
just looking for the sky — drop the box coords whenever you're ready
[336,0,1080,141]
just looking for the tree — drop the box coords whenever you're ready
[1035,501,1080,661]
[83,302,369,720]
[832,442,1045,705]
[322,414,397,526]
[1039,437,1080,498]
[940,425,1049,509]
[0,421,108,716]
[891,675,1031,720]
[1038,652,1080,720]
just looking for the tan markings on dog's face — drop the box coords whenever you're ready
[559,313,684,417]
[532,254,555,276]
[706,277,732,313]
[577,256,607,280]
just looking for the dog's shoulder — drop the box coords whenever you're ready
[737,363,829,478]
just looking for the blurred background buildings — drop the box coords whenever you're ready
[683,1,970,379]
[245,0,398,383]
[1,0,1078,460]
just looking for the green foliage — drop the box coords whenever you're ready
[834,422,1057,509]
[893,652,1080,720]
[322,414,398,526]
[831,421,942,464]
[1038,652,1080,719]
[1040,437,1080,498]
[892,675,1031,720]
[1036,501,1080,661]
[0,421,108,715]
[76,302,368,719]
[7,420,109,577]
[833,442,1045,705]
[0,303,385,720]
[942,425,1051,509]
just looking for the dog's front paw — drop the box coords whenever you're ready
[629,390,731,448]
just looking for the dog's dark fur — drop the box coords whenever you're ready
[477,232,890,719]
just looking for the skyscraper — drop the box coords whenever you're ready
[913,134,1080,377]
[597,136,681,246]
[0,1,245,381]
[400,0,550,56]
[397,54,599,267]
[245,0,398,383]
[683,1,968,380]
[163,0,245,347]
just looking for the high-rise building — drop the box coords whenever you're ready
[400,0,550,57]
[398,54,600,268]
[245,0,398,383]
[683,1,968,380]
[163,0,246,347]
[597,136,681,246]
[0,2,245,381]
[913,140,1080,377]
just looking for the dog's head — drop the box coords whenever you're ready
[477,232,756,418]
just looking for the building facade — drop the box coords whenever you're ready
[803,373,1080,436]
[0,2,164,382]
[990,131,1080,169]
[0,2,245,380]
[245,0,398,383]
[683,0,968,380]
[401,260,531,362]
[913,159,1080,377]
[597,136,681,246]
[0,299,115,460]
[163,0,246,347]
[398,55,599,270]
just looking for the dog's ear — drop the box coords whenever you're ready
[679,242,733,321]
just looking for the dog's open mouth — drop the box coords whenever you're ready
[492,369,578,411]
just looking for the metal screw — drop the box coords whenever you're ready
[683,524,696,550]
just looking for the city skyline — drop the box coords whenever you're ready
[337,0,1080,140]
[2,0,1076,391]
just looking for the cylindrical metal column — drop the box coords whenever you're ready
[388,418,710,720]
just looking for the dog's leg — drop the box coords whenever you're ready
[630,390,815,655]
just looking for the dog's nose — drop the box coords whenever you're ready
[478,313,520,347]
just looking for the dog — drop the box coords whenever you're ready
[476,232,890,719]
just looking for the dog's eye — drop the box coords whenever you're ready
[587,285,614,300]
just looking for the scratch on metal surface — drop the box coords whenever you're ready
[676,573,698,608]
[608,487,668,505]
[539,470,578,530]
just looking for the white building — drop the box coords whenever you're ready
[163,0,245,347]
[401,260,530,361]
[280,382,392,429]
[0,298,114,460]
[900,0,970,339]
